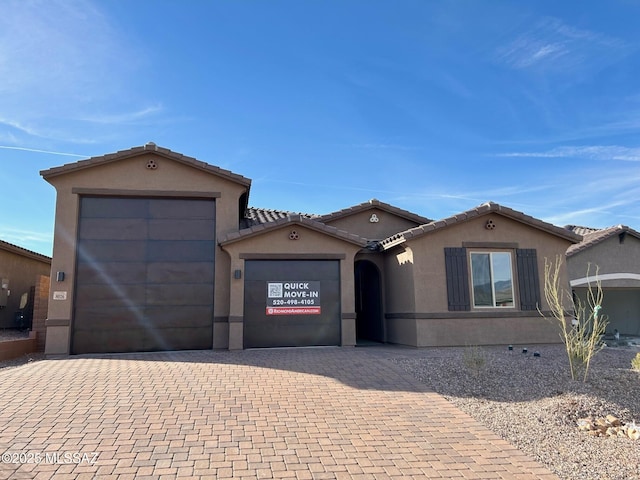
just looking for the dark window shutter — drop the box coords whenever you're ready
[516,249,541,310]
[444,247,470,311]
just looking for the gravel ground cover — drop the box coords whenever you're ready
[394,344,640,480]
[0,329,30,341]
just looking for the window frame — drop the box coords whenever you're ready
[469,251,516,309]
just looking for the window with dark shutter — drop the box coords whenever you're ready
[516,249,541,310]
[444,247,470,311]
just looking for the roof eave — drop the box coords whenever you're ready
[40,144,252,188]
[380,202,582,247]
[0,240,52,263]
[219,216,368,248]
[318,199,431,225]
[567,225,640,257]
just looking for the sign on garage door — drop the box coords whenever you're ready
[244,260,340,348]
[267,281,321,315]
[72,196,215,354]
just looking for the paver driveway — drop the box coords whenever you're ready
[0,347,559,480]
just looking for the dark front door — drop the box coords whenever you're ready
[72,196,216,354]
[355,260,384,343]
[243,260,341,348]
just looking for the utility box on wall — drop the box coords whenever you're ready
[0,278,9,307]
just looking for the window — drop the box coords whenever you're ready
[445,247,540,312]
[470,252,514,308]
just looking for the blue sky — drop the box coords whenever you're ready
[2,0,640,256]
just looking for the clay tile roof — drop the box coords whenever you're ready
[219,214,368,247]
[40,142,251,187]
[564,225,600,236]
[242,207,319,228]
[0,239,51,263]
[379,201,582,250]
[566,224,640,257]
[317,198,432,225]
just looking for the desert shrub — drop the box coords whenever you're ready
[462,345,487,375]
[539,257,608,382]
[632,353,640,372]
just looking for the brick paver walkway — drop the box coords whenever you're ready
[0,347,559,479]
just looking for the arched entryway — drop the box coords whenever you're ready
[354,260,384,344]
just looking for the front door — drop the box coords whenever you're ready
[355,260,384,343]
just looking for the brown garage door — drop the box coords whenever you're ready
[243,260,341,348]
[72,196,215,354]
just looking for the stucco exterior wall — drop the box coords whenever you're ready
[220,224,363,349]
[324,209,420,240]
[568,234,640,288]
[568,233,640,336]
[0,248,51,329]
[407,213,572,314]
[383,245,416,345]
[43,153,248,354]
[382,213,573,347]
[414,315,561,346]
[383,246,415,313]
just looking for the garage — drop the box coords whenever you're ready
[72,196,216,354]
[243,260,341,348]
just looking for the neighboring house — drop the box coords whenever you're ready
[41,143,581,354]
[0,240,51,329]
[566,225,640,337]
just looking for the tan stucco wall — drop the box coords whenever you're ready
[43,153,248,354]
[414,316,560,346]
[0,249,51,328]
[324,208,420,240]
[568,234,640,288]
[221,224,363,349]
[383,246,415,313]
[383,213,573,347]
[408,213,572,313]
[383,245,417,346]
[568,234,640,336]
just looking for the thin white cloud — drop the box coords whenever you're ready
[0,226,53,246]
[532,163,640,228]
[496,17,626,71]
[349,143,421,151]
[543,199,632,227]
[530,44,566,62]
[0,118,43,138]
[0,0,161,144]
[500,39,568,68]
[496,145,640,162]
[0,145,86,158]
[77,105,164,125]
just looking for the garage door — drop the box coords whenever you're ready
[72,196,215,354]
[243,260,340,348]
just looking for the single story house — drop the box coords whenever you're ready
[41,143,581,354]
[566,225,640,337]
[0,239,51,329]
